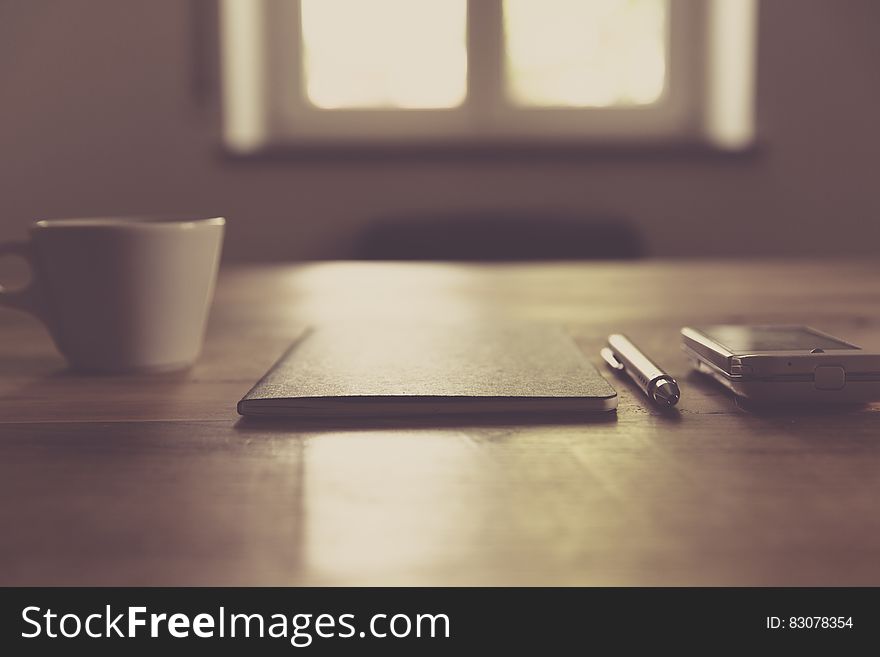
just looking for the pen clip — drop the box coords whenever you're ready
[600,347,625,371]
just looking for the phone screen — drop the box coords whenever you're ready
[699,326,858,353]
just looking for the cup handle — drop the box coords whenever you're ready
[0,241,43,317]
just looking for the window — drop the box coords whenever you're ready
[221,0,757,151]
[301,0,468,110]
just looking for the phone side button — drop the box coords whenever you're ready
[814,365,846,390]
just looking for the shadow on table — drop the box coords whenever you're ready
[731,398,871,417]
[233,409,619,433]
[682,370,880,449]
[0,363,201,424]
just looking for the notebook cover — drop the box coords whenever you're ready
[238,324,617,417]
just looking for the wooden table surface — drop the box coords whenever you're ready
[2,260,880,586]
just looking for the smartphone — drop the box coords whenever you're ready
[681,325,880,403]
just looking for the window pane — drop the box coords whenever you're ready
[504,0,668,107]
[301,0,467,109]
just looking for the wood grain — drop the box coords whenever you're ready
[2,260,880,585]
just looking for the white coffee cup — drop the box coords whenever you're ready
[0,216,225,372]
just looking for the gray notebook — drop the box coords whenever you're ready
[237,324,617,418]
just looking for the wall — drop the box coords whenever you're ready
[1,0,879,261]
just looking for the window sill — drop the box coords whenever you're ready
[218,138,763,164]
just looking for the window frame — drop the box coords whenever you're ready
[220,0,757,152]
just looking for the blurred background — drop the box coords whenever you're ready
[0,0,878,262]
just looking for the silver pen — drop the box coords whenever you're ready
[601,334,680,407]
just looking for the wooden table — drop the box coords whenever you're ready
[2,260,880,586]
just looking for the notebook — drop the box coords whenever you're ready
[237,324,617,418]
